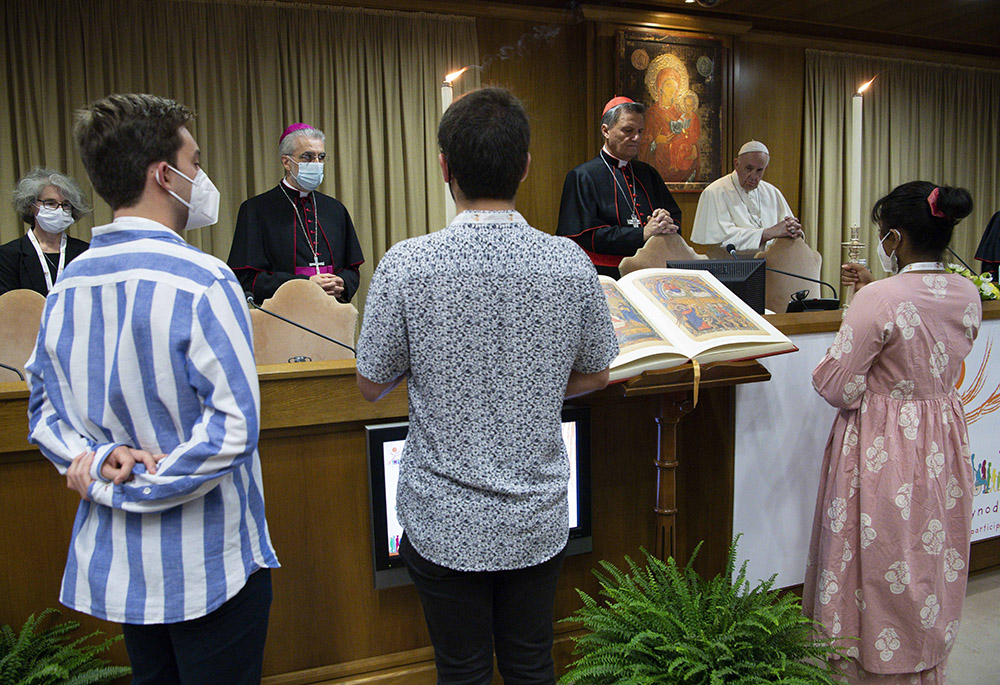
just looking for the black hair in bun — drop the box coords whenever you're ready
[871,181,973,254]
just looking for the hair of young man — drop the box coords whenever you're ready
[12,167,92,225]
[73,94,193,210]
[437,87,530,201]
[871,180,973,255]
[278,127,326,160]
[600,102,646,132]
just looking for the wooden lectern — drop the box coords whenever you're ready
[616,359,771,564]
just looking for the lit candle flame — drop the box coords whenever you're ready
[857,76,876,94]
[444,67,468,84]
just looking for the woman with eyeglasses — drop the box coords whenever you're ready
[1,168,91,297]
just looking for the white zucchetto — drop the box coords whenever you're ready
[738,140,769,156]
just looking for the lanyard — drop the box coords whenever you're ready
[899,262,945,274]
[26,229,66,293]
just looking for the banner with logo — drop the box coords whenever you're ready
[733,318,1000,587]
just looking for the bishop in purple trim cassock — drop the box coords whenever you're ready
[228,123,364,302]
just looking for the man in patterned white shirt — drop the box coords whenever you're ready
[356,87,618,684]
[26,94,278,684]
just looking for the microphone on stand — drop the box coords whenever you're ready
[0,362,25,381]
[246,293,356,357]
[724,244,840,312]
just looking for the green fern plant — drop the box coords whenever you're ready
[560,536,844,684]
[0,608,131,685]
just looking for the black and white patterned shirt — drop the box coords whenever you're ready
[357,210,618,571]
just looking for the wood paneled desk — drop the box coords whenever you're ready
[3,306,996,682]
[0,358,754,683]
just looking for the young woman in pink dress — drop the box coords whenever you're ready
[804,181,981,683]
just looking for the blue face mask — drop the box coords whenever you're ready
[291,160,324,191]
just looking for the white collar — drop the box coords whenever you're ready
[452,209,524,226]
[730,170,754,197]
[282,178,310,198]
[601,147,630,168]
[91,216,178,238]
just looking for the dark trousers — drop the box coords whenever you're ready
[399,533,566,685]
[121,568,272,685]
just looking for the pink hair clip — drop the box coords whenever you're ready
[927,187,946,218]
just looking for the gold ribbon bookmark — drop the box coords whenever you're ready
[691,358,701,408]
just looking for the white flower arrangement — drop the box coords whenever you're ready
[946,263,999,300]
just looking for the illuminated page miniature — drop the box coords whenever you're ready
[602,268,796,382]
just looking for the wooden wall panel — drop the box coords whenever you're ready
[474,15,712,239]
[732,39,806,218]
[475,18,590,235]
[570,20,721,239]
[0,452,130,667]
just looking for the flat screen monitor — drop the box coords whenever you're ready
[365,405,593,589]
[666,258,766,314]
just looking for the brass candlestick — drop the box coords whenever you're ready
[841,223,867,315]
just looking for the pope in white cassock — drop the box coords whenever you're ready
[691,140,803,251]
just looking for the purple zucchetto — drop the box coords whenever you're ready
[280,123,315,143]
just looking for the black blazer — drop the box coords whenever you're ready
[0,232,89,297]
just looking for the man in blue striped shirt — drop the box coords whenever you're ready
[26,93,279,684]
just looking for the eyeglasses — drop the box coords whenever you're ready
[35,199,73,211]
[288,152,327,163]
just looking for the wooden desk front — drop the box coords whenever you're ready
[4,303,997,682]
[0,359,747,683]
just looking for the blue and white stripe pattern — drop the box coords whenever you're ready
[26,216,279,625]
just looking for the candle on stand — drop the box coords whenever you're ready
[849,92,862,232]
[441,67,468,225]
[842,76,876,313]
[849,77,875,232]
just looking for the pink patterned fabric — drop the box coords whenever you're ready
[804,272,982,680]
[833,657,946,683]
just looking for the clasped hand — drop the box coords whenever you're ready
[763,216,803,241]
[309,273,345,298]
[66,445,168,501]
[643,208,679,241]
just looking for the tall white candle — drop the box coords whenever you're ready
[441,68,467,225]
[843,77,875,314]
[441,79,456,224]
[849,92,862,230]
[441,80,453,116]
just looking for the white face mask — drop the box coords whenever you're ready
[877,230,899,275]
[35,206,75,234]
[159,165,221,231]
[291,160,324,191]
